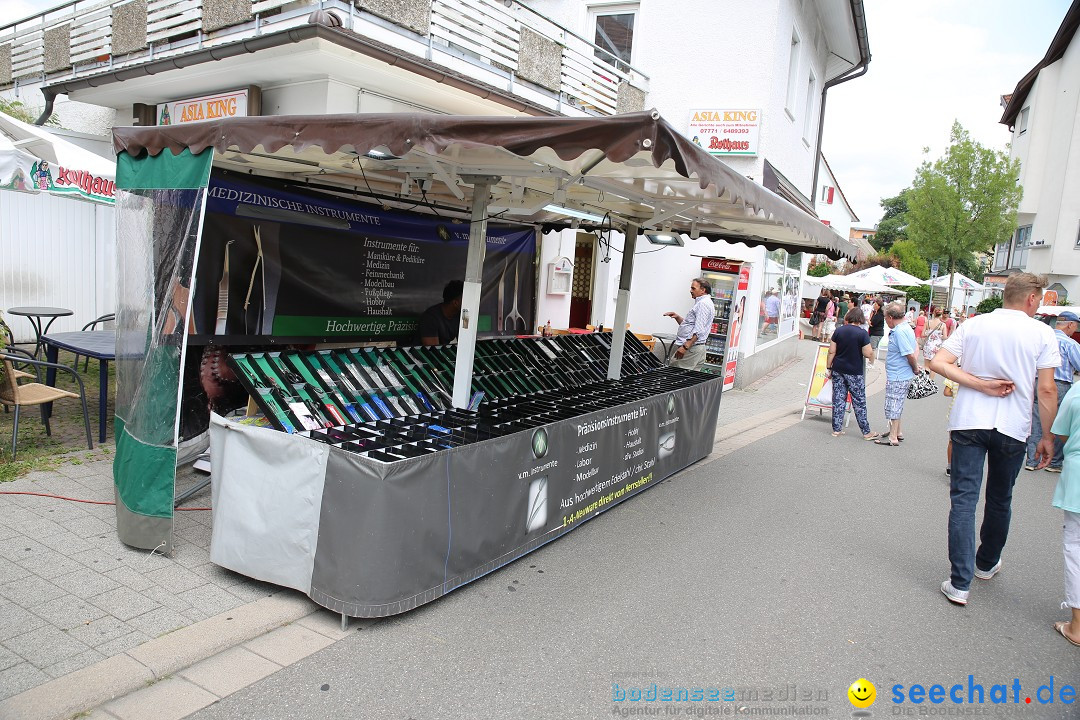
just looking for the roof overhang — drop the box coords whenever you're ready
[1000,1,1080,127]
[815,0,871,82]
[113,111,860,259]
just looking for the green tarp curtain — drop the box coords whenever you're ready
[113,148,212,549]
[117,148,214,191]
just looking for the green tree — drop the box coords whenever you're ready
[873,189,910,252]
[0,99,59,127]
[901,285,931,306]
[907,121,1021,309]
[976,296,1002,314]
[890,239,929,279]
[807,260,832,277]
[849,253,896,273]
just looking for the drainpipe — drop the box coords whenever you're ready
[811,0,870,203]
[34,90,57,125]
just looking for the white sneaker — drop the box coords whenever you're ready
[974,560,1002,580]
[941,580,969,605]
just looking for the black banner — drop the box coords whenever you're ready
[191,174,537,341]
[305,376,723,616]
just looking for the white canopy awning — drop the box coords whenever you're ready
[0,134,37,193]
[805,274,899,296]
[0,113,115,204]
[113,110,859,259]
[846,265,926,286]
[930,272,983,291]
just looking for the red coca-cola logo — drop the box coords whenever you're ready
[701,258,741,274]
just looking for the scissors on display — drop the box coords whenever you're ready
[503,261,526,333]
[497,258,506,331]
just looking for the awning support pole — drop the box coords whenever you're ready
[606,222,638,381]
[453,178,497,408]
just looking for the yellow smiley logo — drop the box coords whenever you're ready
[848,678,876,709]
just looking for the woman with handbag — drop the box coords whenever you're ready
[868,300,885,359]
[827,307,880,440]
[923,307,949,380]
[810,289,829,341]
[822,295,838,343]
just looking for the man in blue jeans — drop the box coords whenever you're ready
[1025,311,1080,472]
[929,273,1060,605]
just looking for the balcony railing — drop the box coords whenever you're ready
[0,0,648,117]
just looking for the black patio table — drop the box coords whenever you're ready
[42,331,115,442]
[7,306,73,357]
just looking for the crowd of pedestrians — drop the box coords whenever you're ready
[813,273,1080,645]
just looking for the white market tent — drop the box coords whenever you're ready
[0,112,114,204]
[846,265,926,287]
[0,113,118,341]
[1037,305,1080,316]
[0,134,36,192]
[930,272,983,291]
[804,274,897,296]
[929,272,986,314]
[0,112,115,204]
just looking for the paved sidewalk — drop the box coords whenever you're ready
[0,338,853,719]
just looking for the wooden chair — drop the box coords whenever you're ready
[0,351,93,460]
[0,315,36,361]
[0,347,34,414]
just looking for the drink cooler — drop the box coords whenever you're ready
[209,334,723,617]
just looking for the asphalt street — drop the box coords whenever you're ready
[188,385,1078,720]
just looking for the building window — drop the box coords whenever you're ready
[590,4,637,71]
[820,185,834,204]
[785,29,800,117]
[993,240,1011,270]
[759,249,802,341]
[1011,225,1032,269]
[1018,107,1029,135]
[802,70,816,143]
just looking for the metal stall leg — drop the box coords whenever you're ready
[606,223,639,381]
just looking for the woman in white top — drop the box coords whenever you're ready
[923,307,950,380]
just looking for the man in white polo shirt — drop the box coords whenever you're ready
[928,272,1061,606]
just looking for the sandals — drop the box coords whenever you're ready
[874,438,900,446]
[862,432,882,441]
[831,431,845,437]
[1055,621,1080,647]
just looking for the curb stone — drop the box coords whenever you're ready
[0,593,316,720]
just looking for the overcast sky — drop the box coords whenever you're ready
[821,0,1071,226]
[8,0,1073,229]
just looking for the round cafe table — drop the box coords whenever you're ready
[7,306,73,357]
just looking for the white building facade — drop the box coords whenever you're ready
[528,0,868,384]
[997,2,1080,302]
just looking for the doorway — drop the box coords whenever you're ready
[569,233,595,329]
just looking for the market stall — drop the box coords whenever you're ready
[111,110,857,618]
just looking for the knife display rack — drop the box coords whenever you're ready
[226,332,679,462]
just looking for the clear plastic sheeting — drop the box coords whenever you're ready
[113,147,212,551]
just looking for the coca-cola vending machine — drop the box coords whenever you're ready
[699,258,752,391]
